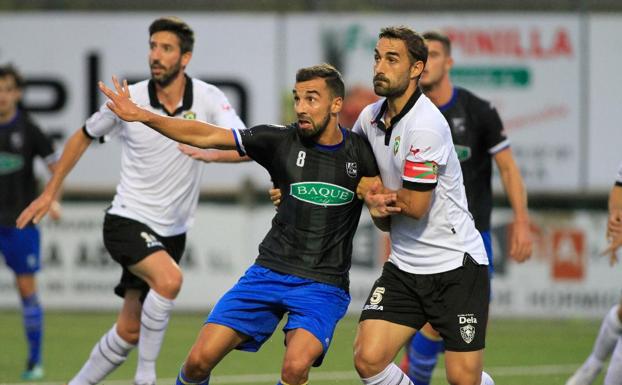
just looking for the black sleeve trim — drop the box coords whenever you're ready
[615,181,622,187]
[403,180,437,191]
[81,125,95,139]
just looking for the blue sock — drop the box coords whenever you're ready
[277,381,308,385]
[21,294,43,367]
[176,366,210,385]
[407,333,444,385]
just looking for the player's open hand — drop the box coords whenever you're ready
[364,181,400,218]
[178,143,212,161]
[98,76,144,122]
[16,193,54,228]
[509,219,532,263]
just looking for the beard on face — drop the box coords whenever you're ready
[151,59,182,88]
[373,73,410,98]
[297,110,331,140]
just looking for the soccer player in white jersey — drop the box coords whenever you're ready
[566,163,622,385]
[351,26,494,385]
[16,17,245,385]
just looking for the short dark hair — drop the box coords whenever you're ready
[296,63,345,99]
[149,16,195,54]
[423,30,452,56]
[379,26,428,65]
[0,63,24,89]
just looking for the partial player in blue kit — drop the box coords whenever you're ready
[0,63,60,380]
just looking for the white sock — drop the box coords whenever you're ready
[605,337,622,385]
[134,290,175,385]
[590,305,622,364]
[481,371,495,385]
[68,324,135,385]
[361,363,413,385]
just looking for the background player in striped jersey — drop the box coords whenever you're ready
[398,30,532,385]
[17,17,245,385]
[99,63,397,385]
[566,163,622,385]
[0,63,60,380]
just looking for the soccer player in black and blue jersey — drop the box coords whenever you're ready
[99,64,398,385]
[0,64,60,380]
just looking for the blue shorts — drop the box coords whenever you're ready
[207,264,351,366]
[0,225,40,275]
[479,230,494,277]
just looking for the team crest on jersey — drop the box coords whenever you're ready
[393,136,401,155]
[451,118,466,134]
[346,162,357,178]
[458,314,477,344]
[454,145,472,162]
[182,111,196,120]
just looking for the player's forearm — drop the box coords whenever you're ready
[499,164,529,223]
[207,151,250,163]
[46,162,64,202]
[142,111,233,150]
[43,129,92,199]
[609,185,622,213]
[396,188,432,220]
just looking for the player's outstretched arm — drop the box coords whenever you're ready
[178,144,250,163]
[46,162,63,221]
[16,128,92,228]
[99,76,236,150]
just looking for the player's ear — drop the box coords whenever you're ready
[331,96,343,114]
[181,51,192,68]
[410,60,424,80]
[445,56,454,71]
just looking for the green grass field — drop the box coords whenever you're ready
[0,311,607,385]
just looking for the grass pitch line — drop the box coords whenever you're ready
[9,363,581,385]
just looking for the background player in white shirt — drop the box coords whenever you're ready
[352,26,494,385]
[566,162,622,385]
[17,17,245,385]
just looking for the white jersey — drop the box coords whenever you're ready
[85,76,245,236]
[353,89,486,274]
[617,162,622,185]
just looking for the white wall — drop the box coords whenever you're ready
[0,12,620,193]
